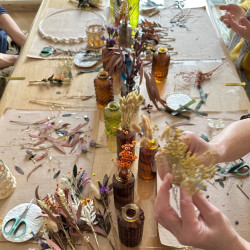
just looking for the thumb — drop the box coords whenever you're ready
[219,5,229,11]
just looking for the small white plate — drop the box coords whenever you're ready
[166,93,193,111]
[74,52,99,68]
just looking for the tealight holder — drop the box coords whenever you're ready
[0,160,16,199]
[86,24,104,49]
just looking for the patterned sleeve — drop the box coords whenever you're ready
[0,5,7,15]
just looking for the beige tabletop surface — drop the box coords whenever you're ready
[0,0,249,249]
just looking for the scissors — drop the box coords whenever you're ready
[227,158,250,176]
[3,198,34,238]
[174,0,184,11]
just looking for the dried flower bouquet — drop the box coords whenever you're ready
[158,125,216,194]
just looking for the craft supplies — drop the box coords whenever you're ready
[225,82,246,86]
[94,71,114,108]
[152,47,170,84]
[118,203,145,247]
[104,101,122,136]
[2,200,42,242]
[3,198,34,238]
[0,160,16,200]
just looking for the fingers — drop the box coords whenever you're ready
[154,174,182,236]
[179,188,198,231]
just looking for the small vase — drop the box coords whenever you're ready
[138,141,158,180]
[116,129,136,160]
[152,47,170,84]
[119,19,132,48]
[104,101,121,136]
[94,71,114,108]
[121,80,139,97]
[113,171,135,210]
[118,203,145,247]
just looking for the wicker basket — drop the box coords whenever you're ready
[86,24,104,49]
[0,160,16,199]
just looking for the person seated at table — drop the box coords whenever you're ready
[154,118,250,250]
[219,1,250,90]
[0,5,26,69]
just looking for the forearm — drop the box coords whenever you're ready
[209,119,250,163]
[0,53,18,69]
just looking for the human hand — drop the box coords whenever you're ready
[225,13,250,42]
[219,4,246,28]
[154,173,250,250]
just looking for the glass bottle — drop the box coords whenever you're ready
[138,140,158,180]
[119,19,132,48]
[94,71,114,108]
[152,47,170,84]
[128,0,140,29]
[113,171,135,210]
[110,0,121,23]
[118,203,145,247]
[104,101,122,136]
[0,160,16,199]
[116,129,136,160]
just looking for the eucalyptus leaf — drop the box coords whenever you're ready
[53,170,61,179]
[73,164,77,178]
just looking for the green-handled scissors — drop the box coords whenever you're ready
[3,198,34,238]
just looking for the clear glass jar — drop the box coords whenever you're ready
[138,140,158,180]
[152,47,170,84]
[94,71,114,108]
[117,203,145,247]
[119,19,132,48]
[104,101,122,136]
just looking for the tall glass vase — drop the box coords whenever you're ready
[128,0,140,29]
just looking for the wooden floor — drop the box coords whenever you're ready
[8,11,37,31]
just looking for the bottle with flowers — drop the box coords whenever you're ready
[116,90,144,159]
[132,115,159,180]
[101,25,119,71]
[112,142,137,209]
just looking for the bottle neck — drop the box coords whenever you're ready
[122,203,140,222]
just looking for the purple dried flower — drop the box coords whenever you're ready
[89,139,96,147]
[81,145,89,153]
[101,25,105,30]
[100,35,105,40]
[99,186,109,194]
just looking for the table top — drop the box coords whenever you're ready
[0,0,249,249]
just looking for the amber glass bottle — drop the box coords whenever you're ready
[152,47,170,84]
[113,171,135,210]
[94,71,114,108]
[138,140,158,180]
[118,203,145,247]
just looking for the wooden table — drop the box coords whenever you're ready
[0,0,249,249]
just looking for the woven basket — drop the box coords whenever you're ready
[0,160,16,199]
[86,24,104,49]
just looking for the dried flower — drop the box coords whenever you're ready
[159,125,216,194]
[89,139,106,148]
[119,90,144,131]
[81,145,89,153]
